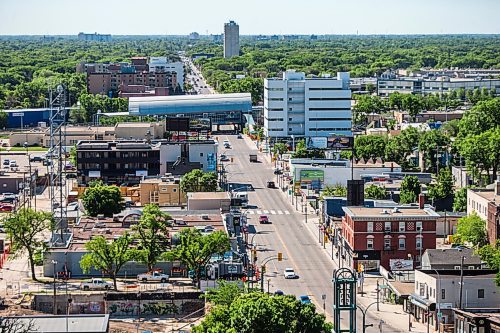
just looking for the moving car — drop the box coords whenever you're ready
[220,154,230,162]
[237,134,243,139]
[284,268,297,279]
[223,143,231,149]
[249,154,258,163]
[259,215,269,224]
[30,156,43,162]
[137,270,169,283]
[299,295,311,304]
[274,290,285,296]
[267,181,276,188]
[80,278,112,290]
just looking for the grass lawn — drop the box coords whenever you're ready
[0,147,48,152]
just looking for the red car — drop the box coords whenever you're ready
[0,204,13,212]
[259,215,269,224]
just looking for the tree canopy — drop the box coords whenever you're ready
[81,180,123,217]
[454,212,487,247]
[399,176,421,204]
[180,169,218,193]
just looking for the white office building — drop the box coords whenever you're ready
[149,57,184,89]
[264,70,352,139]
[224,21,240,58]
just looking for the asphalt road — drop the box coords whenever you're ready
[181,56,213,95]
[219,134,399,333]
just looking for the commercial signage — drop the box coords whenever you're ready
[207,153,216,171]
[327,135,353,149]
[299,169,324,182]
[88,171,101,178]
[12,112,25,117]
[190,118,211,131]
[135,170,148,176]
[389,259,413,271]
[307,137,327,149]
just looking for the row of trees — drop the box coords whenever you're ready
[3,204,230,290]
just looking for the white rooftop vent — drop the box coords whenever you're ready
[392,207,401,213]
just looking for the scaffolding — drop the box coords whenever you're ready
[49,85,68,245]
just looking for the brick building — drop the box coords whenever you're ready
[341,206,439,271]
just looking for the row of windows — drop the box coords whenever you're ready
[80,163,152,169]
[308,88,342,91]
[308,118,352,121]
[309,107,351,111]
[367,221,423,232]
[366,237,422,250]
[268,128,283,132]
[308,98,351,101]
[265,107,284,111]
[268,98,284,101]
[265,87,284,91]
[308,127,351,131]
[266,118,284,122]
[78,151,157,158]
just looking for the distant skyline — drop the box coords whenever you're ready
[0,0,499,35]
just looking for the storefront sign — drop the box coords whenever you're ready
[389,259,413,271]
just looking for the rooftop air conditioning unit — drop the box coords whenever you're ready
[392,207,401,213]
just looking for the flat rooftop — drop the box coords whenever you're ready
[343,206,439,220]
[3,314,109,333]
[469,188,499,203]
[188,192,230,200]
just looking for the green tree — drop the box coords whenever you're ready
[180,169,218,192]
[427,168,453,200]
[272,143,288,158]
[322,184,347,198]
[205,280,244,307]
[454,212,487,247]
[459,98,500,137]
[402,94,423,121]
[80,233,136,290]
[365,184,387,200]
[81,180,123,217]
[166,229,230,288]
[476,241,500,286]
[194,292,332,333]
[0,111,8,129]
[453,187,467,212]
[418,129,449,172]
[133,204,173,271]
[399,176,421,204]
[389,92,404,110]
[354,135,387,162]
[3,208,54,281]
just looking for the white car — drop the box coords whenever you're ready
[80,278,113,290]
[66,202,79,211]
[284,268,297,279]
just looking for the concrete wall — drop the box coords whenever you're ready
[32,291,204,317]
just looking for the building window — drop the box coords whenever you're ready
[367,222,373,232]
[441,289,445,300]
[367,238,374,250]
[478,289,484,298]
[384,238,391,250]
[399,222,405,232]
[416,221,422,232]
[200,153,204,157]
[416,237,423,249]
[384,222,391,232]
[398,238,406,250]
[173,188,177,192]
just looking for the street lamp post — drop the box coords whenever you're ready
[52,260,57,315]
[357,301,380,333]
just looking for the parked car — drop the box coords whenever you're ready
[30,156,43,162]
[0,197,16,204]
[3,159,10,166]
[137,270,169,283]
[284,268,297,279]
[259,215,270,224]
[267,181,276,188]
[273,168,282,175]
[9,160,17,167]
[220,154,230,162]
[79,278,112,290]
[66,173,77,179]
[0,204,13,212]
[237,134,243,139]
[299,295,311,304]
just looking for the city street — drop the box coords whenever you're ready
[219,134,425,333]
[181,55,214,95]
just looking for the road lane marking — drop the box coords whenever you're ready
[247,210,254,214]
[284,210,290,215]
[256,210,262,215]
[263,210,269,214]
[270,210,276,214]
[277,210,283,215]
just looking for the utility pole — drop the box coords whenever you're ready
[376,279,380,311]
[52,260,57,315]
[459,256,465,309]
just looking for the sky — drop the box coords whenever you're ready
[0,0,499,35]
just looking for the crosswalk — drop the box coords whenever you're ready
[246,209,291,215]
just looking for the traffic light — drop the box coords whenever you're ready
[262,265,266,273]
[277,252,283,261]
[252,249,257,262]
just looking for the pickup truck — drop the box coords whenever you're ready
[137,271,169,283]
[79,278,113,290]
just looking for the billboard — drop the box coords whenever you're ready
[327,136,354,149]
[190,118,211,131]
[389,259,413,271]
[165,117,190,131]
[307,137,327,149]
[299,169,324,182]
[135,170,148,176]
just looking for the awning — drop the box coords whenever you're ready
[410,294,436,311]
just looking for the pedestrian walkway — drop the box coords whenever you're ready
[246,209,290,215]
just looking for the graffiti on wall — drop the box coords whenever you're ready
[142,302,178,316]
[108,302,139,316]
